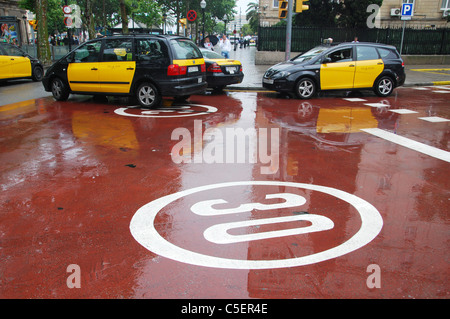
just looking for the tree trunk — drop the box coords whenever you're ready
[119,0,129,34]
[35,0,51,65]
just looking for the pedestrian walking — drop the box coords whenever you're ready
[219,35,231,58]
[203,37,213,50]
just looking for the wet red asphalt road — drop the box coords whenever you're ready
[0,87,449,299]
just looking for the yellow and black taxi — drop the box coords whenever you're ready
[42,35,207,108]
[263,42,405,99]
[0,42,44,82]
[199,47,244,90]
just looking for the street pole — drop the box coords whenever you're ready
[65,0,71,52]
[400,19,406,55]
[285,0,293,61]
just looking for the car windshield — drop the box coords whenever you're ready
[200,49,224,60]
[170,38,202,60]
[292,46,329,62]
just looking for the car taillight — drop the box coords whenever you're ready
[402,62,405,67]
[167,64,187,76]
[207,62,222,73]
[239,66,243,72]
[201,63,206,72]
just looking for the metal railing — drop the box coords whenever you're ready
[257,26,449,55]
[21,44,79,61]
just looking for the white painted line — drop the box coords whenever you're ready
[412,87,429,90]
[361,128,450,163]
[433,90,450,94]
[419,116,450,123]
[365,103,390,108]
[433,86,450,90]
[343,98,367,102]
[389,109,418,114]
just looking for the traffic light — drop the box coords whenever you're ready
[179,18,187,27]
[278,1,288,19]
[295,0,309,13]
[29,20,37,31]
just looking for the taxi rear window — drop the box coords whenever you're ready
[170,39,202,60]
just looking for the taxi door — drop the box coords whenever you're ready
[320,47,355,91]
[67,40,102,92]
[97,38,135,93]
[353,46,384,89]
[9,55,31,78]
[0,49,11,79]
[1,44,31,79]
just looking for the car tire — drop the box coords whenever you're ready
[374,76,394,97]
[295,78,316,99]
[32,65,44,82]
[136,82,161,108]
[51,77,70,101]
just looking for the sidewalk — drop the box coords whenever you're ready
[226,46,450,90]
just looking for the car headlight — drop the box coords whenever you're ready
[275,71,291,79]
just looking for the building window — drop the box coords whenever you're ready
[402,0,415,3]
[442,0,450,9]
[273,0,279,8]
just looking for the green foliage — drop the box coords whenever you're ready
[245,1,259,34]
[293,0,384,29]
[294,0,340,27]
[336,0,384,28]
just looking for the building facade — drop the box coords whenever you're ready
[258,0,450,28]
[1,0,31,44]
[380,0,450,28]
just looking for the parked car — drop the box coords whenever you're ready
[263,42,405,99]
[0,43,44,82]
[42,35,207,108]
[199,47,244,90]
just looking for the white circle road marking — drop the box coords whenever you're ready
[129,181,383,270]
[114,104,217,118]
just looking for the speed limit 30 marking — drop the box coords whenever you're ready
[129,181,383,269]
[114,104,217,118]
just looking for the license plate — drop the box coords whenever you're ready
[198,77,202,83]
[263,78,274,84]
[226,67,235,74]
[188,66,199,73]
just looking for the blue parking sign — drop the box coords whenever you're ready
[401,3,414,18]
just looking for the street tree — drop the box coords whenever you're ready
[18,0,52,64]
[336,0,384,29]
[246,1,259,34]
[293,0,339,27]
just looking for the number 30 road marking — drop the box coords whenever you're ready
[129,181,383,270]
[192,193,334,244]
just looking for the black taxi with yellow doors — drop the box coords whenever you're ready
[0,43,44,82]
[42,35,207,108]
[263,42,405,99]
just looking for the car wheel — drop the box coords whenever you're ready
[136,82,161,108]
[51,77,69,101]
[295,78,316,99]
[374,76,394,97]
[32,65,44,82]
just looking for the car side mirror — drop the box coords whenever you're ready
[65,53,74,63]
[322,57,332,64]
